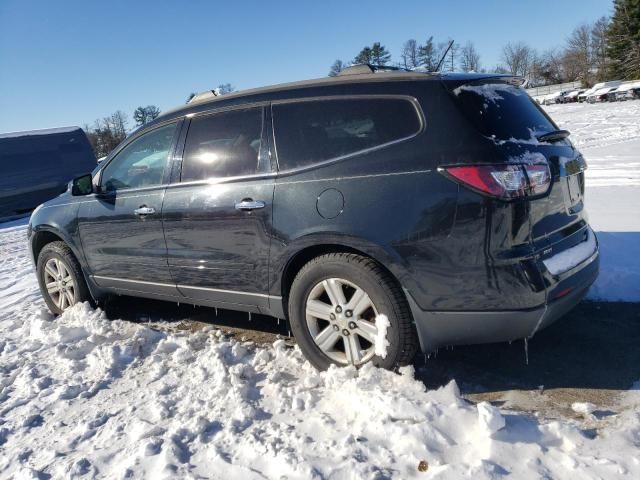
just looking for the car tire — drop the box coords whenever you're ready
[36,241,91,315]
[288,252,418,370]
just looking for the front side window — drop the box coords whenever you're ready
[101,123,176,191]
[181,107,265,181]
[272,98,422,170]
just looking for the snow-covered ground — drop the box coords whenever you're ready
[0,101,639,478]
[545,102,640,302]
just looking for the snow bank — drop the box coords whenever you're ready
[1,302,640,479]
[0,219,638,477]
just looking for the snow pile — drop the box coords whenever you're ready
[374,313,390,358]
[572,402,597,417]
[476,402,505,435]
[543,230,597,275]
[1,302,640,478]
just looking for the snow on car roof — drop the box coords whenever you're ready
[0,126,81,139]
[614,80,640,92]
[590,87,615,96]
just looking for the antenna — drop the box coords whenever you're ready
[435,40,455,72]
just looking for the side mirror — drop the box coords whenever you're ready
[71,173,94,196]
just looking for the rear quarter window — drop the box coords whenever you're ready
[453,82,557,142]
[272,97,422,170]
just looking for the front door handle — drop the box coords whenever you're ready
[134,205,155,216]
[235,199,265,211]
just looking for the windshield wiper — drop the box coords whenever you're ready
[537,129,571,143]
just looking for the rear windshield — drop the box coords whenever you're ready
[453,82,557,141]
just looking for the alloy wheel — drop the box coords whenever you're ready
[43,258,77,311]
[305,277,380,365]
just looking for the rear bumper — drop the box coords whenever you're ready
[407,246,599,352]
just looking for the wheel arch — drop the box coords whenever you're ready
[278,241,408,315]
[30,225,102,303]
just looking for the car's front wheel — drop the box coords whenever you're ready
[36,241,90,315]
[288,253,418,370]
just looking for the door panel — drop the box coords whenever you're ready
[78,189,178,296]
[162,179,274,309]
[77,121,181,296]
[161,105,275,310]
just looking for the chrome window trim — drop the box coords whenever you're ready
[270,94,426,177]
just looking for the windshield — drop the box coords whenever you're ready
[453,82,557,142]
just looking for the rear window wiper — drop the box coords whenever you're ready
[536,129,570,143]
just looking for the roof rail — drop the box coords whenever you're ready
[337,64,409,76]
[188,90,218,104]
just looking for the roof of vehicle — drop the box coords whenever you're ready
[565,90,583,98]
[149,68,519,130]
[614,80,640,92]
[0,126,82,140]
[591,86,616,96]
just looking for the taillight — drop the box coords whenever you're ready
[441,163,551,200]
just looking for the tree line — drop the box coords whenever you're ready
[329,0,639,87]
[85,84,238,158]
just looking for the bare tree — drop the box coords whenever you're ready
[501,42,534,77]
[445,41,460,72]
[566,24,593,84]
[591,16,610,81]
[216,83,235,94]
[401,39,420,69]
[459,41,481,72]
[536,49,565,84]
[328,59,345,76]
[86,111,129,158]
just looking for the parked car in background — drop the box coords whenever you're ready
[610,81,640,101]
[0,127,96,221]
[542,91,564,105]
[28,68,599,370]
[588,86,617,103]
[580,81,622,103]
[562,89,585,103]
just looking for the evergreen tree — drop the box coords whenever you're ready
[133,105,160,126]
[370,42,391,65]
[418,37,438,70]
[186,93,196,104]
[608,0,640,78]
[328,59,345,76]
[354,46,373,64]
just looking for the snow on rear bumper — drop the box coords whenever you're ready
[542,229,597,276]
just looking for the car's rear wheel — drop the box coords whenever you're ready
[288,252,418,370]
[37,241,90,315]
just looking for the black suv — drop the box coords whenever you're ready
[28,67,599,370]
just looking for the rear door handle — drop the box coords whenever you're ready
[134,205,155,216]
[235,199,265,211]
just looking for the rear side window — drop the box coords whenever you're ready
[272,98,421,170]
[453,82,556,141]
[181,107,265,181]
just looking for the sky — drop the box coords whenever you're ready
[0,0,612,133]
